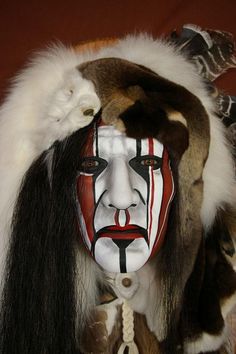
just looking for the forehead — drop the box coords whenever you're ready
[95,126,163,157]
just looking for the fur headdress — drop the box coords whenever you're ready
[0,25,236,353]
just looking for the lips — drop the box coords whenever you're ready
[96,225,148,241]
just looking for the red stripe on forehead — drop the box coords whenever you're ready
[82,125,96,157]
[97,118,107,127]
[148,137,154,155]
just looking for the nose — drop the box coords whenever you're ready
[102,157,138,210]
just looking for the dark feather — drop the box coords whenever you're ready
[170,24,236,81]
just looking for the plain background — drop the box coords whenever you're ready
[0,0,236,102]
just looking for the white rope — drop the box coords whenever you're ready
[117,300,139,354]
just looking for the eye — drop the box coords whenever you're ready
[81,160,99,168]
[140,158,160,167]
[129,155,162,172]
[79,157,107,175]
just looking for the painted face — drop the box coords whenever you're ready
[76,124,174,273]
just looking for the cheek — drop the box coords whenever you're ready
[76,175,95,242]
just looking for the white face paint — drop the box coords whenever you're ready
[77,124,174,273]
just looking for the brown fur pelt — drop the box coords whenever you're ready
[80,304,160,354]
[77,57,236,352]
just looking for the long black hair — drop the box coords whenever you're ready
[0,122,95,354]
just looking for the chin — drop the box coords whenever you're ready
[94,238,150,273]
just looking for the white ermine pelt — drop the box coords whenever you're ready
[0,34,235,353]
[0,46,101,289]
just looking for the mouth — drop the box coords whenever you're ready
[96,225,148,242]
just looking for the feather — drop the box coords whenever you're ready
[170,24,236,81]
[217,94,236,125]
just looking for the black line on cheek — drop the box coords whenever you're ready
[91,174,97,255]
[134,188,146,205]
[92,188,107,255]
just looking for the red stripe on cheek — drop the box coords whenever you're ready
[76,125,97,243]
[77,175,95,242]
[151,148,174,255]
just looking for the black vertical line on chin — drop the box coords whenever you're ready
[120,248,127,273]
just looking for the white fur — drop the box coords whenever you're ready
[75,246,104,331]
[184,328,226,354]
[221,293,236,319]
[97,298,122,336]
[0,45,101,288]
[201,117,236,229]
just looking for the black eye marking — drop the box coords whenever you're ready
[129,155,162,172]
[140,158,160,167]
[79,157,108,175]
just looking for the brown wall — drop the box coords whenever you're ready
[1,0,236,102]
